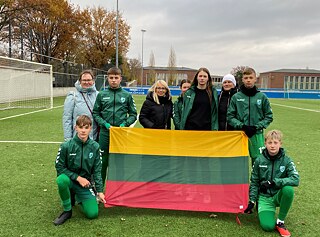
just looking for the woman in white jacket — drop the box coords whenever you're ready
[62,70,99,141]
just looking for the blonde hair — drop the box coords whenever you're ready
[265,129,283,142]
[76,115,92,127]
[149,80,171,104]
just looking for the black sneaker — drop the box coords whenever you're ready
[53,210,72,226]
[70,189,76,206]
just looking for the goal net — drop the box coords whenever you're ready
[0,56,53,110]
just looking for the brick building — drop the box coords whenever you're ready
[258,69,320,90]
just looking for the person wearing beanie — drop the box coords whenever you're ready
[218,74,238,131]
[227,67,273,166]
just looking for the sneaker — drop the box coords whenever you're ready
[53,210,72,226]
[276,222,291,237]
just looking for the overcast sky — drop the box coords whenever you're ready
[69,0,320,76]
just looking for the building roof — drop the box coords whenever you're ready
[143,66,197,71]
[262,68,320,74]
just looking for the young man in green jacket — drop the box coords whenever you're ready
[227,67,273,165]
[93,67,137,185]
[54,115,105,225]
[244,130,300,237]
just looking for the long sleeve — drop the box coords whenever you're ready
[62,92,75,140]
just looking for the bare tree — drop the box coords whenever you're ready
[167,46,177,85]
[148,50,156,85]
[231,65,248,87]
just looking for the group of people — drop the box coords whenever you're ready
[54,66,300,237]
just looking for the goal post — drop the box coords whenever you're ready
[0,56,53,110]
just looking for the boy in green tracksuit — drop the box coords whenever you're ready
[227,67,273,165]
[244,130,300,237]
[54,115,105,226]
[93,67,137,185]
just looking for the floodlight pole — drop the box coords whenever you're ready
[141,29,146,86]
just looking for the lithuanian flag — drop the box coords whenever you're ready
[104,128,249,213]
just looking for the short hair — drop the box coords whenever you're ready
[107,67,122,75]
[243,67,256,76]
[79,70,94,81]
[265,129,283,142]
[76,115,92,127]
[179,79,192,88]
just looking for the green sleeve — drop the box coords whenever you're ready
[274,159,300,188]
[92,147,103,193]
[227,96,244,130]
[255,96,273,130]
[249,159,260,202]
[93,93,107,127]
[124,94,137,126]
[173,100,181,130]
[55,143,78,181]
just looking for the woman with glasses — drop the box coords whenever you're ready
[63,70,99,141]
[139,80,173,129]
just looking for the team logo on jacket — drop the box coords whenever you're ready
[280,166,285,172]
[120,97,126,103]
[257,99,262,105]
[89,152,93,159]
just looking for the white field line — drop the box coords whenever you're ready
[271,103,320,113]
[0,140,61,144]
[0,105,64,121]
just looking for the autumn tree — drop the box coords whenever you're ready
[230,65,248,87]
[167,46,177,85]
[148,50,156,85]
[80,6,130,69]
[3,0,85,63]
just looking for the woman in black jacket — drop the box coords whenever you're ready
[218,74,238,131]
[139,80,173,129]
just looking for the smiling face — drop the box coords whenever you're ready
[222,80,235,91]
[181,82,191,94]
[108,74,122,89]
[155,82,167,97]
[80,73,94,89]
[265,138,282,156]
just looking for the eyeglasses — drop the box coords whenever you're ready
[156,87,166,90]
[81,79,93,82]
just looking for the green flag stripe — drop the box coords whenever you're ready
[108,154,249,185]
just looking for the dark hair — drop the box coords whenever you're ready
[79,70,94,81]
[243,67,256,76]
[192,67,213,104]
[107,67,122,75]
[76,115,92,127]
[179,79,192,88]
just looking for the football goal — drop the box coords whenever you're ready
[0,56,53,110]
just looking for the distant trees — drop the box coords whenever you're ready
[231,65,247,87]
[167,46,177,85]
[148,50,156,85]
[0,0,130,70]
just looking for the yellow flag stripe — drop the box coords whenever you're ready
[109,127,248,157]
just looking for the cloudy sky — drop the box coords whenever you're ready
[70,0,320,76]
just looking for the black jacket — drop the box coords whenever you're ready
[139,92,173,129]
[218,87,238,131]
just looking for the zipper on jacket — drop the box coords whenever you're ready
[269,159,275,195]
[80,143,84,170]
[113,90,116,125]
[162,104,167,129]
[248,96,251,125]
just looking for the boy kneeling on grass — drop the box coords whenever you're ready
[54,115,106,226]
[244,130,300,237]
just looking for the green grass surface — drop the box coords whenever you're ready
[0,96,319,236]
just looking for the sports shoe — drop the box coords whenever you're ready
[53,210,72,226]
[276,222,291,237]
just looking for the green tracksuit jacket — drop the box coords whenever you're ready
[227,90,273,132]
[173,95,183,130]
[180,85,219,130]
[93,86,137,128]
[55,135,103,193]
[249,148,300,202]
